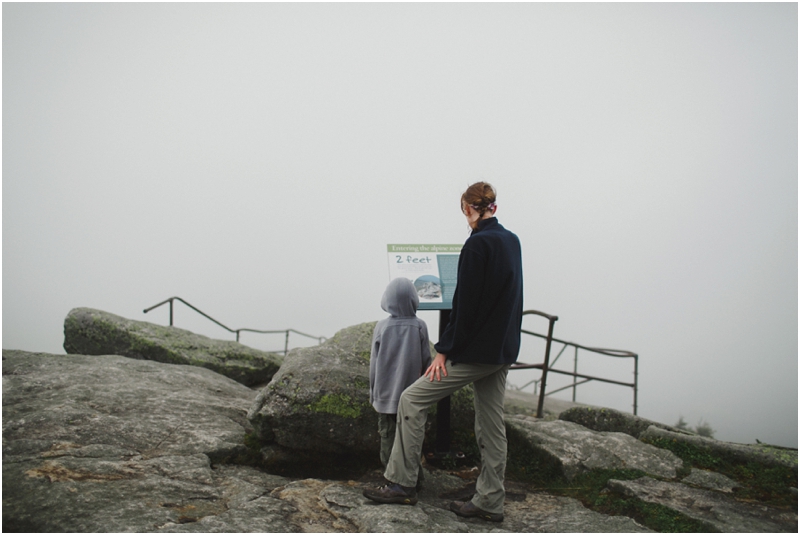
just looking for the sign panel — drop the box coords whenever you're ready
[387,244,462,310]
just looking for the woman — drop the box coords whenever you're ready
[363,182,523,523]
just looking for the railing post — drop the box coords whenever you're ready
[517,310,636,417]
[236,330,240,342]
[572,346,579,402]
[284,331,290,356]
[633,355,639,415]
[169,299,173,326]
[536,316,558,419]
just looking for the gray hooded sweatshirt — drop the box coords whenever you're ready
[369,278,432,414]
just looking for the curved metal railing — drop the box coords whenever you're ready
[511,310,639,416]
[143,296,326,355]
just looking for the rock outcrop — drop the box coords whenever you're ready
[304,477,654,533]
[641,425,798,469]
[63,307,282,386]
[3,349,656,533]
[560,406,798,472]
[608,476,796,532]
[506,416,685,481]
[2,350,289,532]
[246,322,475,465]
[246,322,379,457]
[558,406,685,438]
[4,318,797,533]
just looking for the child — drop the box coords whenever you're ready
[369,277,431,485]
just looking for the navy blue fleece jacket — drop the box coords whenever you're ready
[369,278,432,414]
[434,217,523,365]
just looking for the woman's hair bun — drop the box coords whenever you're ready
[461,182,497,211]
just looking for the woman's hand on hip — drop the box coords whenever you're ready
[424,353,448,382]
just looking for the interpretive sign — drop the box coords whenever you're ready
[386,244,462,310]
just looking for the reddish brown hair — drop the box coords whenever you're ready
[461,182,497,218]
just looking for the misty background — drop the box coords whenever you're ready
[3,3,797,448]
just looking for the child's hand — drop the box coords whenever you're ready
[424,353,448,382]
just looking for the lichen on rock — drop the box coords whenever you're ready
[247,322,380,458]
[558,406,684,439]
[63,307,283,386]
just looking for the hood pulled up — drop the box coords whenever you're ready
[381,278,419,318]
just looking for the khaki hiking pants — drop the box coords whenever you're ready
[384,360,510,514]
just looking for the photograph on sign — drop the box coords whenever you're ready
[386,244,462,310]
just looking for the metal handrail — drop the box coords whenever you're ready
[509,310,558,418]
[143,296,326,355]
[511,310,639,415]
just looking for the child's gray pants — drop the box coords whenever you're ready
[384,360,510,514]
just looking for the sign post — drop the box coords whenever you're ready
[387,244,462,457]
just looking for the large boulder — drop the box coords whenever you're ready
[608,476,797,532]
[641,426,798,469]
[505,415,684,482]
[247,322,474,466]
[559,406,685,439]
[63,307,282,386]
[2,350,291,532]
[247,322,378,457]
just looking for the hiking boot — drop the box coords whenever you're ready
[363,482,418,505]
[449,500,504,522]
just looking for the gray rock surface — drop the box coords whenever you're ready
[682,468,739,493]
[259,477,654,533]
[246,322,379,455]
[63,307,282,386]
[309,479,476,533]
[4,343,795,532]
[559,406,685,438]
[246,322,475,460]
[2,350,288,532]
[501,493,653,533]
[159,495,300,533]
[641,425,798,469]
[608,476,798,533]
[2,349,655,532]
[505,416,684,481]
[504,389,587,420]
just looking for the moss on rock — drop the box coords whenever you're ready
[63,307,283,386]
[247,322,379,457]
[307,393,369,419]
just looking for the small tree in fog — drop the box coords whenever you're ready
[675,416,689,431]
[694,419,715,438]
[674,415,715,438]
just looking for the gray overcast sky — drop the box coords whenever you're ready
[3,3,797,448]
